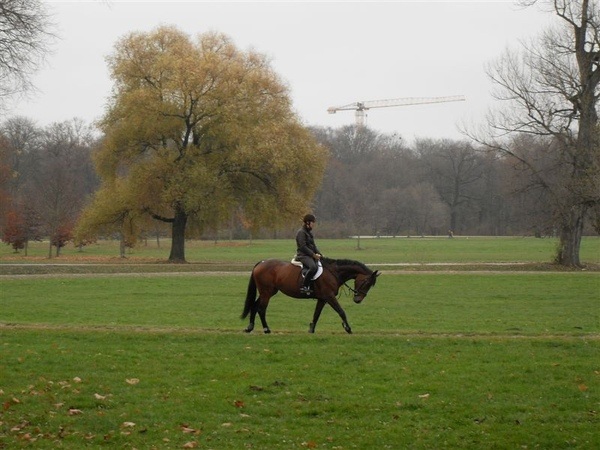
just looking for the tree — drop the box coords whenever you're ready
[2,210,26,251]
[74,180,146,258]
[476,0,600,266]
[27,119,97,258]
[0,0,53,106]
[417,139,485,233]
[1,207,42,254]
[0,116,41,198]
[88,26,327,262]
[0,134,12,228]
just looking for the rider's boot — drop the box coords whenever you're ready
[300,281,312,295]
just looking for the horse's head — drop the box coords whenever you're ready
[352,270,380,303]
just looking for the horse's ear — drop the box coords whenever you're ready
[373,270,380,278]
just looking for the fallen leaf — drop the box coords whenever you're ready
[73,377,82,383]
[578,384,588,392]
[68,408,83,415]
[181,426,200,434]
[126,378,140,385]
[94,393,106,400]
[121,422,136,428]
[234,400,245,408]
[418,393,430,399]
[221,422,232,427]
[183,441,198,448]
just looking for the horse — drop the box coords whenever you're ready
[241,257,379,334]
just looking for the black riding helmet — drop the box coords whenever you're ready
[303,214,316,223]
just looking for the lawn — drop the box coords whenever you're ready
[0,236,598,264]
[1,268,599,449]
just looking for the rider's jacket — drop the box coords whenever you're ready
[295,226,321,259]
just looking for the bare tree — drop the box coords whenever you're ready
[417,139,485,233]
[475,0,600,266]
[0,116,41,195]
[0,0,53,107]
[26,119,97,257]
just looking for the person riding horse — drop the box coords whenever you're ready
[295,214,322,295]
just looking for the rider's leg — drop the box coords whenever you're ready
[300,257,317,293]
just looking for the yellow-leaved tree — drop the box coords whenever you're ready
[76,26,327,262]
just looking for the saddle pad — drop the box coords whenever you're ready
[291,258,323,280]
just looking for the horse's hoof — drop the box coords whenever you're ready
[342,323,352,334]
[308,323,315,333]
[244,328,252,333]
[263,328,271,334]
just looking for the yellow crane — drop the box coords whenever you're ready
[327,95,466,127]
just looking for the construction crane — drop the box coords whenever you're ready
[327,95,466,128]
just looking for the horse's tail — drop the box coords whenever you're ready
[241,264,259,319]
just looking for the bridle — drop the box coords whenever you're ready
[344,275,373,298]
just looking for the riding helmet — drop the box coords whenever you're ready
[303,214,316,223]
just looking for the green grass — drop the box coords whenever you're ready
[2,330,597,449]
[1,272,599,448]
[1,273,598,335]
[1,238,599,448]
[2,236,599,265]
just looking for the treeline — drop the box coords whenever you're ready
[0,117,100,255]
[1,116,595,255]
[310,125,576,238]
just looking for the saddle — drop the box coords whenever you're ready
[291,258,323,280]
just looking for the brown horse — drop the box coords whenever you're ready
[241,257,379,334]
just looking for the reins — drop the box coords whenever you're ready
[344,278,370,297]
[322,259,372,298]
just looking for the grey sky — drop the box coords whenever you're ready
[10,1,554,143]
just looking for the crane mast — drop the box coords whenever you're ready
[327,95,466,127]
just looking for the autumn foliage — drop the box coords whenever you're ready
[77,26,327,262]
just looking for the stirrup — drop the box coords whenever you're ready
[300,286,312,295]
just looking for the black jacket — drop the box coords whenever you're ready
[295,226,321,258]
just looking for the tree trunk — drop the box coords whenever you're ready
[555,204,586,267]
[168,206,188,263]
[449,208,458,234]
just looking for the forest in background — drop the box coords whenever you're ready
[1,116,596,252]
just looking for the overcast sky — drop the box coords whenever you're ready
[9,0,556,143]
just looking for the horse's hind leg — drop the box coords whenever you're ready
[244,302,258,333]
[256,296,272,334]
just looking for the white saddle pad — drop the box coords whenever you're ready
[291,258,323,280]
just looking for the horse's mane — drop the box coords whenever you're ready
[322,257,371,273]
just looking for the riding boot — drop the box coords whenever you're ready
[300,280,312,295]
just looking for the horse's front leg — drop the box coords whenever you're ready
[309,300,327,333]
[327,298,352,334]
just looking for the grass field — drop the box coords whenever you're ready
[1,238,599,448]
[1,236,599,273]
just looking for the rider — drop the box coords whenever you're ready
[295,213,322,295]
